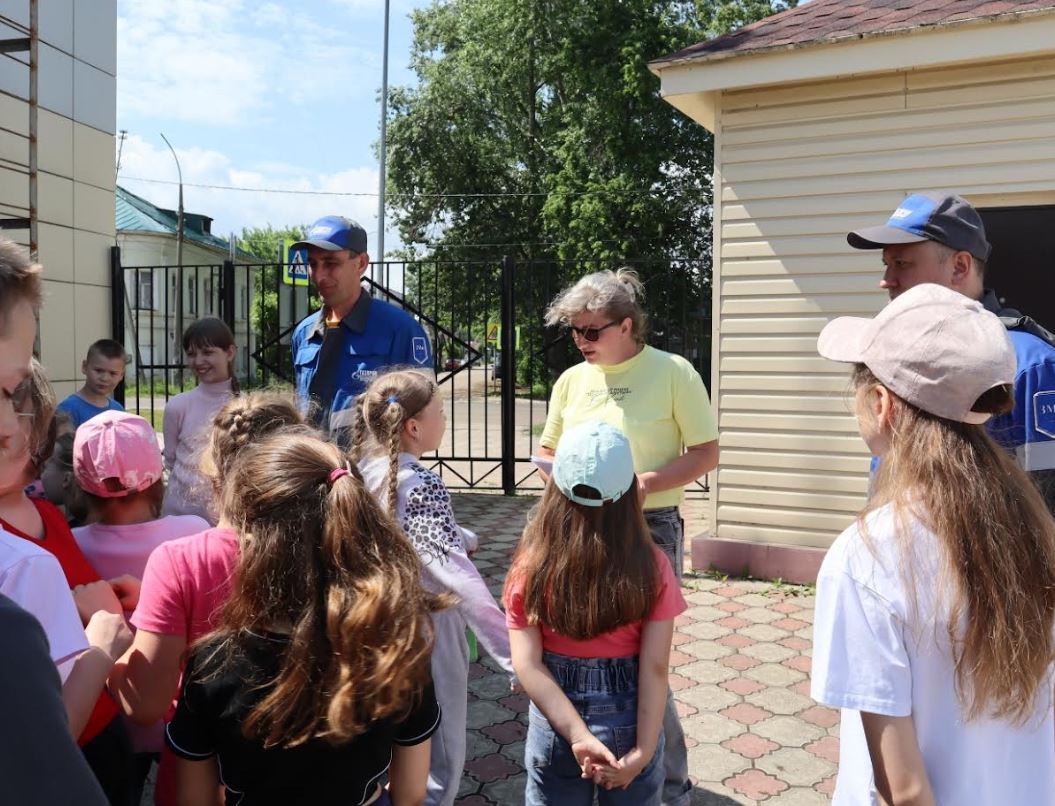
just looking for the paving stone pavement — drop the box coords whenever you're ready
[450,492,836,805]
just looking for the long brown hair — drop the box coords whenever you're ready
[349,369,437,514]
[505,481,658,639]
[211,432,438,748]
[856,364,1055,723]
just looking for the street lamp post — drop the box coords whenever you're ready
[160,133,185,386]
[376,0,391,275]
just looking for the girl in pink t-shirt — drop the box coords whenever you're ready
[107,391,306,806]
[504,421,686,806]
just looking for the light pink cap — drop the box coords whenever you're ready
[817,283,1016,424]
[73,410,164,497]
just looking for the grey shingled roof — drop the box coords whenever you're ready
[655,0,1055,67]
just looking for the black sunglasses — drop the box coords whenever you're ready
[567,321,619,342]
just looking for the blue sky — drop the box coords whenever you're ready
[116,0,425,254]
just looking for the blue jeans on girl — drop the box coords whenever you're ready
[525,652,665,805]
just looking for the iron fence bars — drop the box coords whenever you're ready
[111,254,710,496]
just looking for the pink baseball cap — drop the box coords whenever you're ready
[73,410,163,497]
[817,283,1016,424]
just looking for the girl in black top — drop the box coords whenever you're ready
[165,431,443,805]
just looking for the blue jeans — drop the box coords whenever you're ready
[644,507,691,806]
[525,652,664,806]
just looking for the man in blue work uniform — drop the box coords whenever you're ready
[290,215,432,437]
[848,191,1055,511]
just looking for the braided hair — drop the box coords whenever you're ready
[204,391,309,504]
[352,370,437,515]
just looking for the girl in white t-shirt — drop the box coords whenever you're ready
[811,283,1055,806]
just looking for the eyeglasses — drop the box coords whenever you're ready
[2,376,33,418]
[567,321,619,342]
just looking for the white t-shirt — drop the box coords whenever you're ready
[0,528,87,681]
[811,504,1055,806]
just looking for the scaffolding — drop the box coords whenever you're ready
[0,0,35,254]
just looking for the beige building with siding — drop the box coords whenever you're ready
[650,0,1055,581]
[0,0,117,400]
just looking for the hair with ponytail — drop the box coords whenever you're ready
[349,369,437,515]
[206,431,441,748]
[544,267,649,344]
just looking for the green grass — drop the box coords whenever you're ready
[125,378,195,398]
[682,568,816,597]
[125,408,164,432]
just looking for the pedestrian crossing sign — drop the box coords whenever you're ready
[282,240,310,286]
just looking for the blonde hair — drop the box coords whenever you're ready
[24,358,57,477]
[209,432,439,747]
[855,364,1055,724]
[544,268,648,344]
[349,369,438,515]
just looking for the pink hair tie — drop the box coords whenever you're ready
[327,467,350,487]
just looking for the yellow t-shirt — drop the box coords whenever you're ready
[540,345,718,508]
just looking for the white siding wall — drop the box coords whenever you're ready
[713,54,1055,550]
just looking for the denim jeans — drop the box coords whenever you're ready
[525,652,664,805]
[644,507,692,806]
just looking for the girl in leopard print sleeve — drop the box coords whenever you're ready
[353,370,515,806]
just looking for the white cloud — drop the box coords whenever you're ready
[118,134,386,248]
[117,0,380,126]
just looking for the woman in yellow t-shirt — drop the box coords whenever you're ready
[535,267,717,806]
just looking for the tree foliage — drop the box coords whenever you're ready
[240,224,312,385]
[384,0,794,386]
[387,0,795,264]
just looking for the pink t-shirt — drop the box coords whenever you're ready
[505,545,686,658]
[73,515,210,583]
[131,527,239,641]
[132,527,239,803]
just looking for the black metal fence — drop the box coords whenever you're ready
[110,246,711,495]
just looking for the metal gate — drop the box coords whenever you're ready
[110,247,710,495]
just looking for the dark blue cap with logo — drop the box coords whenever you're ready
[291,216,368,254]
[847,191,992,262]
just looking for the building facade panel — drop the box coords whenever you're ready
[711,54,1055,550]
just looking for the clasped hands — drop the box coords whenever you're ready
[570,731,652,790]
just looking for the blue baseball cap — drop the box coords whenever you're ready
[552,421,636,507]
[291,216,368,254]
[847,191,991,261]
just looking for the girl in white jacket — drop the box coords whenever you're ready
[352,369,515,806]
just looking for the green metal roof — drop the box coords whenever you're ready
[116,185,257,259]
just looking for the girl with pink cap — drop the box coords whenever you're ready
[71,409,208,800]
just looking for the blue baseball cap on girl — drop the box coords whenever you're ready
[552,421,636,507]
[291,216,368,254]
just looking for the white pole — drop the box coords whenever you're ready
[376,0,391,277]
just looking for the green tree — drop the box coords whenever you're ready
[240,224,313,386]
[385,0,794,388]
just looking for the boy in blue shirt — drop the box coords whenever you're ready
[57,339,126,428]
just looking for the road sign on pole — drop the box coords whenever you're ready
[282,240,309,286]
